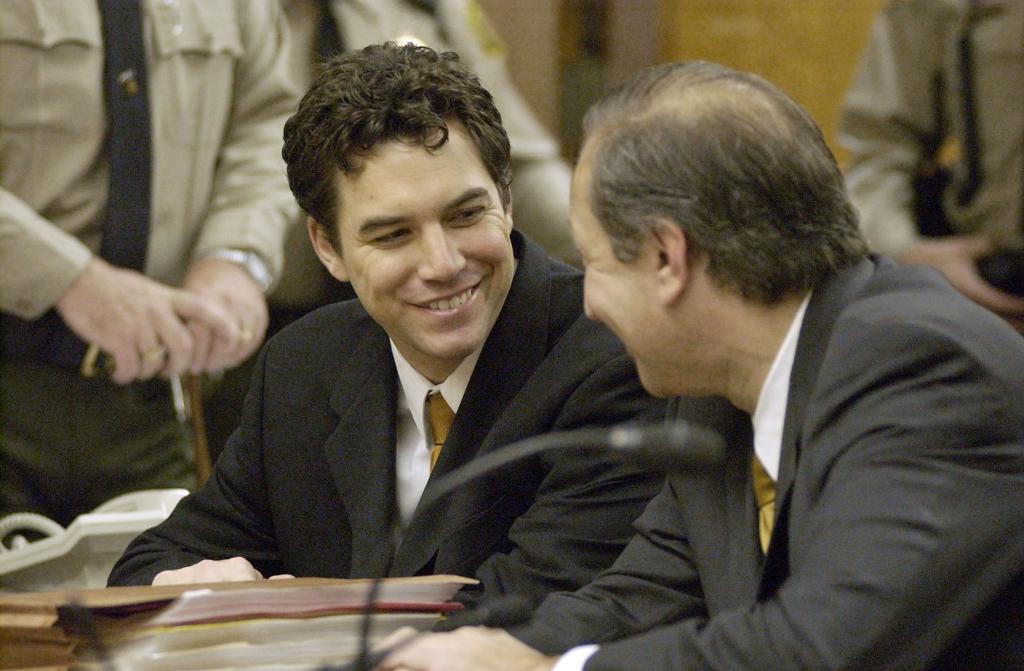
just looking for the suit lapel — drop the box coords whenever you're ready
[322,324,399,578]
[667,396,762,611]
[392,233,553,575]
[760,258,877,594]
[712,414,763,610]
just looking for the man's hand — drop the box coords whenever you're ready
[899,235,1024,330]
[377,627,559,671]
[182,256,269,373]
[151,557,294,585]
[55,258,235,384]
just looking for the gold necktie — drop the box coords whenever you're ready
[426,392,454,471]
[752,454,776,554]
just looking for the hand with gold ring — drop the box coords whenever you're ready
[181,256,269,373]
[55,258,202,385]
[136,343,169,380]
[142,345,167,364]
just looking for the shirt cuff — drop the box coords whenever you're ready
[551,645,600,671]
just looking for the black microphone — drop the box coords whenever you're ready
[601,421,727,471]
[417,420,726,514]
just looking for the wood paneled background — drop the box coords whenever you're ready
[659,1,886,162]
[481,0,887,164]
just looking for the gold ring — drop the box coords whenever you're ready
[239,328,253,342]
[142,346,166,364]
[81,343,102,377]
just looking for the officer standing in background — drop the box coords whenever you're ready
[840,0,1024,330]
[0,0,299,524]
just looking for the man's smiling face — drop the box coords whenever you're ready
[311,121,515,383]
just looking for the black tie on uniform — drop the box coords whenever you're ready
[97,0,153,272]
[315,0,345,62]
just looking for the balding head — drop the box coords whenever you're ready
[579,61,867,305]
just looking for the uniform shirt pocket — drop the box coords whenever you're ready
[0,0,102,136]
[150,0,243,147]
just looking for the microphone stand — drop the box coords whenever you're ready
[319,420,724,671]
[58,601,116,671]
[417,421,725,514]
[352,576,383,671]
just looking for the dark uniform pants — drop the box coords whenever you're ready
[0,360,194,527]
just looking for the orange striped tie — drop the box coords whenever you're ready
[426,392,454,471]
[752,454,776,554]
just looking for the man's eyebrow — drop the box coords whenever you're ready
[356,215,406,238]
[355,188,492,237]
[444,187,490,212]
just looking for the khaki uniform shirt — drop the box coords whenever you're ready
[0,0,301,319]
[273,0,574,308]
[839,0,1024,257]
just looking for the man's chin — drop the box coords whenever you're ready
[414,336,483,372]
[636,367,677,399]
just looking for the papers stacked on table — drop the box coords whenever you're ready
[0,575,474,671]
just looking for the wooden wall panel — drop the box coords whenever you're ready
[659,0,886,162]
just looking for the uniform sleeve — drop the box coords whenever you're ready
[838,1,949,257]
[0,188,93,318]
[189,0,301,284]
[510,158,578,266]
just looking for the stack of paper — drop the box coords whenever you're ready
[0,575,475,671]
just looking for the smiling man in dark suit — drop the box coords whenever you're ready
[106,43,664,606]
[380,61,1024,670]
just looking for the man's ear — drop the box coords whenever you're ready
[650,219,688,305]
[307,217,350,282]
[504,196,514,232]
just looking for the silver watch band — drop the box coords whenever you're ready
[201,248,273,292]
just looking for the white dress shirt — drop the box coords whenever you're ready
[391,341,483,526]
[552,294,811,671]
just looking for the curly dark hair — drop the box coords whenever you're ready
[282,42,512,246]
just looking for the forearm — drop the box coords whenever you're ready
[108,465,283,586]
[0,188,92,318]
[512,480,705,655]
[110,351,281,584]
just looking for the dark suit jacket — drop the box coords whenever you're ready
[108,233,665,605]
[516,257,1024,669]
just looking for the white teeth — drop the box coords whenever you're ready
[429,288,472,311]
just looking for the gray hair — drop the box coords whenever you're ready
[582,61,867,304]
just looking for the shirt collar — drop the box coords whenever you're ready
[391,341,484,439]
[751,293,811,480]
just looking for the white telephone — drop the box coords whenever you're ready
[0,489,187,592]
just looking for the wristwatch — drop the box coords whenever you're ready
[202,248,274,292]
